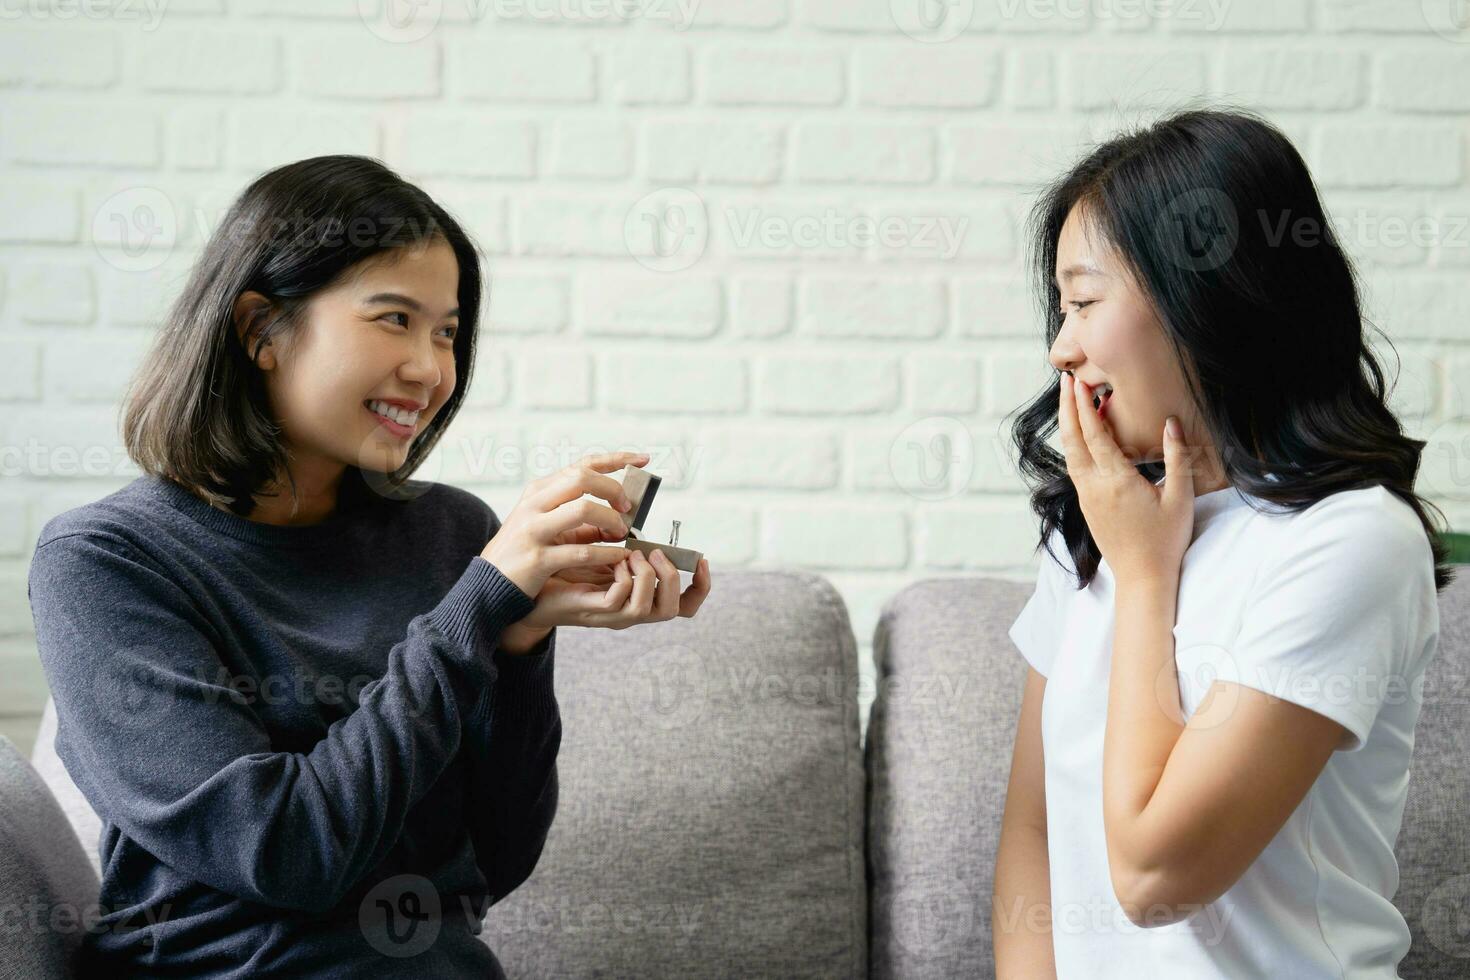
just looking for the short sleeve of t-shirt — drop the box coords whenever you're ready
[1202,489,1429,752]
[1008,528,1076,678]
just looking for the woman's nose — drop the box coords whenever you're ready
[1049,346,1082,374]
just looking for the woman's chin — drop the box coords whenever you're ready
[355,446,410,473]
[1113,427,1166,464]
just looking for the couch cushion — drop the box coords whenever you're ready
[0,734,101,980]
[865,578,1030,980]
[1396,572,1470,978]
[867,573,1470,979]
[481,570,868,979]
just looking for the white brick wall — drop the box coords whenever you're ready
[3,0,1469,748]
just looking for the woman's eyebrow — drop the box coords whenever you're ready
[361,292,460,318]
[1052,263,1107,286]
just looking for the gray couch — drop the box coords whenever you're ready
[3,570,1468,978]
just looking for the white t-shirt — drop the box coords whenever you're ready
[1007,480,1440,978]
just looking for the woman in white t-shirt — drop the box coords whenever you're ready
[993,107,1454,979]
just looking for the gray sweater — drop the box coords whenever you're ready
[26,466,559,978]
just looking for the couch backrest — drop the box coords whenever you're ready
[865,574,1470,979]
[479,570,869,979]
[864,578,1030,980]
[1397,573,1470,978]
[0,734,101,980]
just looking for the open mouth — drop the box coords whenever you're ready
[1092,383,1114,415]
[364,401,418,439]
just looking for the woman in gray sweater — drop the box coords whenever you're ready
[26,155,711,978]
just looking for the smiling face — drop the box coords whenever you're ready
[234,236,461,513]
[1048,201,1219,485]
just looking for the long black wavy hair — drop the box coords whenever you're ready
[1007,107,1454,593]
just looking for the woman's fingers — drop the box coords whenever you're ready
[599,558,635,614]
[623,550,657,620]
[561,553,713,628]
[488,454,651,600]
[531,468,630,515]
[679,558,712,618]
[542,542,630,575]
[556,564,617,585]
[561,558,634,625]
[1057,371,1090,478]
[530,452,650,514]
[539,497,629,544]
[554,581,628,616]
[556,522,634,549]
[646,549,680,621]
[579,451,650,474]
[602,557,633,610]
[553,523,607,547]
[1070,376,1129,475]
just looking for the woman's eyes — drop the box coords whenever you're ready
[1060,300,1096,314]
[380,312,457,339]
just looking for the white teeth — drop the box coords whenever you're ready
[367,400,421,426]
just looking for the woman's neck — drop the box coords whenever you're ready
[222,459,348,527]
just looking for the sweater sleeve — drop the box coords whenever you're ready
[27,531,535,915]
[458,500,562,912]
[460,631,561,913]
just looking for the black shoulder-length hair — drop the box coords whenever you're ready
[1008,106,1455,593]
[122,155,483,518]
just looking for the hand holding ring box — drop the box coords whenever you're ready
[617,464,703,573]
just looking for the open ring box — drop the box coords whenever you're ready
[617,464,703,578]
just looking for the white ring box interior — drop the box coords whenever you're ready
[618,464,703,574]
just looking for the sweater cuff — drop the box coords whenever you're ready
[429,556,536,657]
[488,628,558,724]
[494,625,555,667]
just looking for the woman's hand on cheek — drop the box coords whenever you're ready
[1058,372,1195,587]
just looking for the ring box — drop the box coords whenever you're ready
[618,464,703,573]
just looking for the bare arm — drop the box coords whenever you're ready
[1102,577,1345,924]
[993,666,1057,979]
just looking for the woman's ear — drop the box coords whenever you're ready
[232,291,277,368]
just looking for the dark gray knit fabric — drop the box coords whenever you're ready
[25,466,559,978]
